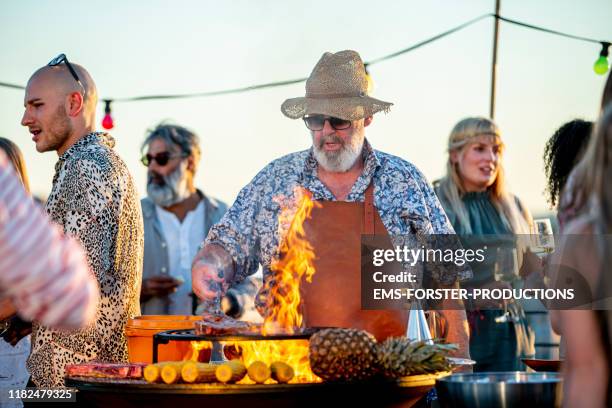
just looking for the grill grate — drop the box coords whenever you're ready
[152,328,325,363]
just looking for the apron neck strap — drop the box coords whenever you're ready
[302,182,377,234]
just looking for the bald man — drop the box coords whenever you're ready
[21,55,144,387]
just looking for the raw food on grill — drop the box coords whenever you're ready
[65,362,147,379]
[195,311,258,335]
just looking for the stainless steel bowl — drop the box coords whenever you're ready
[436,372,562,408]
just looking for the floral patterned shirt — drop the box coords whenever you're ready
[206,140,471,312]
[28,132,144,387]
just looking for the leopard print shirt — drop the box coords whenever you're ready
[27,132,144,387]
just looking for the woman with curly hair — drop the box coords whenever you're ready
[543,120,592,227]
[549,106,612,407]
[559,71,612,229]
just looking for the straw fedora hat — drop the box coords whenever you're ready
[281,50,393,121]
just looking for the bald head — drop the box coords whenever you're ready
[28,64,98,115]
[22,61,99,155]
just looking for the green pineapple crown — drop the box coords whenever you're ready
[377,337,458,377]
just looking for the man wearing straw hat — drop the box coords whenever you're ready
[192,50,471,357]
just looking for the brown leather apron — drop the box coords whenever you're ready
[299,183,408,341]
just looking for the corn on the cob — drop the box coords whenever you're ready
[247,361,270,384]
[270,361,294,383]
[215,360,247,383]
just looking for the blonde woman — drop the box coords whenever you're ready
[434,117,534,371]
[0,138,30,192]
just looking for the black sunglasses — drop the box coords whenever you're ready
[141,151,187,167]
[48,53,85,90]
[303,115,352,131]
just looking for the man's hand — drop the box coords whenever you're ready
[141,276,182,301]
[192,262,225,302]
[191,244,235,304]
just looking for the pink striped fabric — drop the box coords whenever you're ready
[0,150,98,329]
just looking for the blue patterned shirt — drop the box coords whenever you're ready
[206,140,471,309]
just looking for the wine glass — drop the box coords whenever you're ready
[494,246,519,324]
[531,218,555,258]
[494,246,519,282]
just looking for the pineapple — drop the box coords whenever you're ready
[309,328,458,382]
[377,337,457,377]
[308,328,379,381]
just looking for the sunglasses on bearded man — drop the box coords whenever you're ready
[141,151,188,167]
[303,115,352,131]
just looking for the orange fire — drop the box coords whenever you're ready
[234,339,316,383]
[237,187,321,383]
[190,187,322,383]
[188,340,212,361]
[263,187,320,334]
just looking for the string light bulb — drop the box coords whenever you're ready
[364,63,374,95]
[594,42,610,75]
[102,100,114,130]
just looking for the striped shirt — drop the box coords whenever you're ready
[0,150,98,329]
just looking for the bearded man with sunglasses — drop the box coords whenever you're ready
[20,55,143,387]
[139,124,257,318]
[192,50,471,359]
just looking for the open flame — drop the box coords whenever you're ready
[233,339,315,383]
[263,187,320,334]
[188,340,212,361]
[190,187,322,383]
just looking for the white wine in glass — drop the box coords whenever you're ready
[531,218,555,256]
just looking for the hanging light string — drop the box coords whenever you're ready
[0,81,25,90]
[0,13,609,100]
[114,78,307,102]
[366,13,492,66]
[495,14,603,45]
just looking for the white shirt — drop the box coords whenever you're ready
[156,200,206,314]
[0,336,30,408]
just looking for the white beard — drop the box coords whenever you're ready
[147,161,191,207]
[312,131,364,173]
